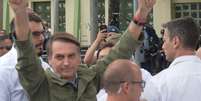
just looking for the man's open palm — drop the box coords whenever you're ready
[9,0,27,13]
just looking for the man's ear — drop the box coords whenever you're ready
[173,36,181,49]
[122,82,130,94]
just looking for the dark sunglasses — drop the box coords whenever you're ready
[32,30,45,36]
[0,45,12,50]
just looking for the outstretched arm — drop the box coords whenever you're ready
[93,0,156,90]
[9,0,29,41]
[9,0,49,100]
[84,30,107,64]
[128,0,156,40]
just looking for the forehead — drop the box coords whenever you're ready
[163,29,170,38]
[29,21,43,31]
[51,41,79,54]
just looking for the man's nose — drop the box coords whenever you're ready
[63,57,70,66]
[39,34,45,41]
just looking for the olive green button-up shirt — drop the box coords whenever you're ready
[15,30,142,101]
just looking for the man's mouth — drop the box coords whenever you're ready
[35,43,43,48]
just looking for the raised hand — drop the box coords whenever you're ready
[9,0,28,14]
[128,0,156,41]
[9,0,29,41]
[96,30,107,42]
[136,0,156,21]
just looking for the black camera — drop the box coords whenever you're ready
[99,25,107,32]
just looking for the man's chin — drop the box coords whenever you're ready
[36,49,43,56]
[37,51,43,56]
[61,73,75,80]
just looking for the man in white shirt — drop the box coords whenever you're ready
[103,59,144,101]
[142,17,201,101]
[0,66,29,101]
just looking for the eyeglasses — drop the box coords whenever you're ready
[120,80,146,89]
[0,45,12,50]
[32,30,45,36]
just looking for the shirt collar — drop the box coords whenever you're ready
[48,68,78,89]
[66,73,78,89]
[169,55,200,68]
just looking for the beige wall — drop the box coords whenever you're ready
[65,0,75,35]
[80,0,93,46]
[0,0,3,29]
[66,0,96,46]
[153,0,201,37]
[153,0,172,37]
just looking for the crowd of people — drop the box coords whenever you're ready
[0,0,201,101]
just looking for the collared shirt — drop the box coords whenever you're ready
[0,45,17,66]
[0,66,29,101]
[67,73,78,89]
[0,45,50,70]
[0,45,50,101]
[142,55,201,101]
[49,68,78,89]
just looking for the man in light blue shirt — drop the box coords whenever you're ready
[0,66,28,101]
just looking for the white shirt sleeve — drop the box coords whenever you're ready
[0,67,29,101]
[0,69,11,101]
[141,78,162,101]
[97,89,107,101]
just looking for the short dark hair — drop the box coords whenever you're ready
[28,13,43,23]
[47,32,80,56]
[162,17,200,50]
[10,12,43,35]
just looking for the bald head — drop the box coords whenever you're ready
[103,59,141,94]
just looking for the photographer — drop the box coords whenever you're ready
[84,25,121,65]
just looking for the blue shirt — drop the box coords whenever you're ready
[0,66,29,101]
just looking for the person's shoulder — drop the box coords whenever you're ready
[140,68,152,82]
[0,66,16,80]
[0,66,15,72]
[78,64,94,73]
[78,64,96,79]
[150,68,170,84]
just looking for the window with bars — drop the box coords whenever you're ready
[108,0,153,31]
[32,0,66,31]
[109,0,133,31]
[96,0,106,28]
[175,3,201,26]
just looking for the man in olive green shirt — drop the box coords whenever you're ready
[9,0,155,101]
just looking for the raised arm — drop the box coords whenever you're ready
[93,0,156,89]
[9,0,48,100]
[128,0,155,40]
[84,30,107,64]
[9,0,29,41]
